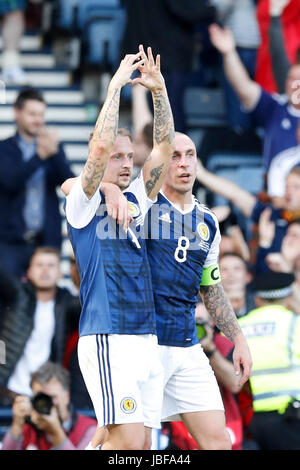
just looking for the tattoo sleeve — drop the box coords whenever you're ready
[152,89,175,147]
[143,88,175,199]
[200,283,242,342]
[82,88,121,198]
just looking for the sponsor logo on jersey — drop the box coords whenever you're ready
[120,397,137,414]
[128,202,141,218]
[197,222,210,241]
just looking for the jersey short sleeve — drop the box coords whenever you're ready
[200,212,221,286]
[203,212,221,268]
[125,171,157,219]
[65,175,102,229]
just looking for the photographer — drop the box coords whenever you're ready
[1,362,97,450]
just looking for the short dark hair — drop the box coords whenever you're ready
[14,87,46,110]
[31,246,61,259]
[30,361,70,390]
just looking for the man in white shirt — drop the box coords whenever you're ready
[0,247,78,404]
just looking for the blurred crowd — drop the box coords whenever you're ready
[1,0,300,451]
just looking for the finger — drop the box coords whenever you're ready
[238,364,250,387]
[129,77,142,86]
[155,54,161,70]
[132,59,145,71]
[260,208,272,222]
[119,205,127,229]
[147,47,155,66]
[124,208,132,232]
[118,205,126,227]
[139,44,147,60]
[132,50,143,62]
[233,356,242,377]
[124,51,143,65]
[106,204,113,217]
[112,206,117,221]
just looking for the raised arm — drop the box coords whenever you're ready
[132,83,153,138]
[131,46,175,200]
[196,159,256,218]
[209,23,260,110]
[269,0,291,94]
[62,53,144,198]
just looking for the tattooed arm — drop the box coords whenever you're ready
[61,52,144,198]
[200,283,252,387]
[131,46,175,200]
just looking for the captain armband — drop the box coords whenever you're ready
[200,264,221,286]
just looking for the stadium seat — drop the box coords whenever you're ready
[77,1,126,69]
[84,13,126,68]
[184,87,228,129]
[55,0,79,31]
[77,0,122,29]
[206,152,264,239]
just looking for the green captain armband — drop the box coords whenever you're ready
[200,264,221,286]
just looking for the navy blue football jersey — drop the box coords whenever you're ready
[65,173,156,337]
[146,191,221,347]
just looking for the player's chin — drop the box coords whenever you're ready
[118,175,131,190]
[176,181,193,193]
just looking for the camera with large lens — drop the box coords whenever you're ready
[31,392,53,415]
[196,319,207,341]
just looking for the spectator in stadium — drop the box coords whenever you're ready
[121,0,217,133]
[267,129,300,205]
[259,216,300,313]
[214,206,251,261]
[0,87,74,277]
[209,22,300,173]
[196,160,300,273]
[256,0,300,94]
[0,0,27,84]
[0,247,78,406]
[211,0,260,132]
[238,272,300,450]
[266,1,300,202]
[219,252,255,319]
[1,361,97,450]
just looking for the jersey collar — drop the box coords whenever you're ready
[159,190,196,215]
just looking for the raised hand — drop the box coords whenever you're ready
[130,45,165,92]
[258,207,276,249]
[109,52,145,91]
[209,24,236,55]
[37,127,59,160]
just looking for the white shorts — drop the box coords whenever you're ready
[159,343,224,421]
[78,333,164,429]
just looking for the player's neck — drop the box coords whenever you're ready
[162,186,193,211]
